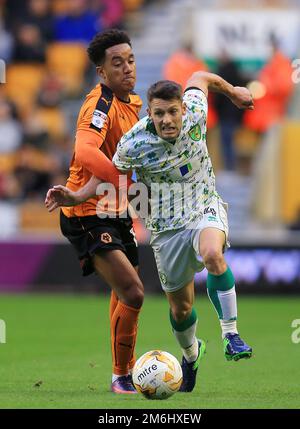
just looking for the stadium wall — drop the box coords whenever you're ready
[2,241,300,294]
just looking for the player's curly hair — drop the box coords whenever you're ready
[87,29,132,66]
[147,80,182,103]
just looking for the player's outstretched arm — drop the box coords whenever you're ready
[186,71,254,110]
[45,176,101,212]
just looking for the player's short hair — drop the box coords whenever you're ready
[87,29,132,66]
[147,80,182,104]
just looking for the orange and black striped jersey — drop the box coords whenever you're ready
[63,83,142,218]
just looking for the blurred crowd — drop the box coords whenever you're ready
[0,0,295,225]
[0,0,150,202]
[163,37,295,173]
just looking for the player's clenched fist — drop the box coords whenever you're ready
[230,86,254,110]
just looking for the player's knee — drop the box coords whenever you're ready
[122,278,144,309]
[170,304,193,324]
[202,248,225,273]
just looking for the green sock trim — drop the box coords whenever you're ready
[207,266,235,292]
[207,289,223,319]
[169,307,197,332]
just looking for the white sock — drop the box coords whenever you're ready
[173,320,198,349]
[182,338,199,363]
[220,319,238,339]
[217,287,237,320]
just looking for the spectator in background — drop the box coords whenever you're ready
[25,0,54,43]
[163,42,217,130]
[214,51,246,171]
[14,153,54,199]
[244,35,294,134]
[2,0,29,33]
[0,9,13,62]
[99,0,124,29]
[54,0,101,44]
[289,208,300,232]
[37,72,64,108]
[0,98,23,153]
[0,97,23,199]
[13,23,46,63]
[13,115,59,199]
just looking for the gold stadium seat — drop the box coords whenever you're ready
[20,201,60,232]
[51,0,70,15]
[36,107,66,138]
[46,43,88,94]
[234,126,260,157]
[5,64,45,118]
[123,0,144,11]
[0,154,17,173]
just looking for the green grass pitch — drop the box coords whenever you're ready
[0,293,299,409]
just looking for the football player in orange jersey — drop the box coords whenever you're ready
[57,29,144,394]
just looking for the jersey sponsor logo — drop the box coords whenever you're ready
[204,207,216,216]
[101,232,112,244]
[179,163,192,176]
[92,109,107,129]
[204,207,217,221]
[188,124,202,141]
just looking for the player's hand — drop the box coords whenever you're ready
[230,86,254,110]
[45,185,80,212]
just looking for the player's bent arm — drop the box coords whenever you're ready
[45,176,104,212]
[186,71,233,98]
[60,173,130,204]
[186,71,254,110]
[75,129,125,189]
[73,175,101,201]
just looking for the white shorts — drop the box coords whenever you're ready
[150,199,229,293]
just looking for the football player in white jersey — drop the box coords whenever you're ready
[45,71,254,392]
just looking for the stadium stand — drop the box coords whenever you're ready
[0,0,299,241]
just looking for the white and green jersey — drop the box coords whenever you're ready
[113,88,220,232]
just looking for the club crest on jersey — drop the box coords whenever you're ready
[92,109,107,129]
[101,232,112,244]
[188,124,201,141]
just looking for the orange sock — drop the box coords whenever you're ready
[111,300,140,376]
[109,291,136,372]
[109,290,119,320]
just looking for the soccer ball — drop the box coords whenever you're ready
[132,350,183,399]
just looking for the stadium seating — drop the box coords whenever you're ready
[0,154,17,174]
[51,0,70,15]
[5,64,45,118]
[123,0,144,11]
[20,201,60,232]
[35,107,66,138]
[46,43,88,95]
